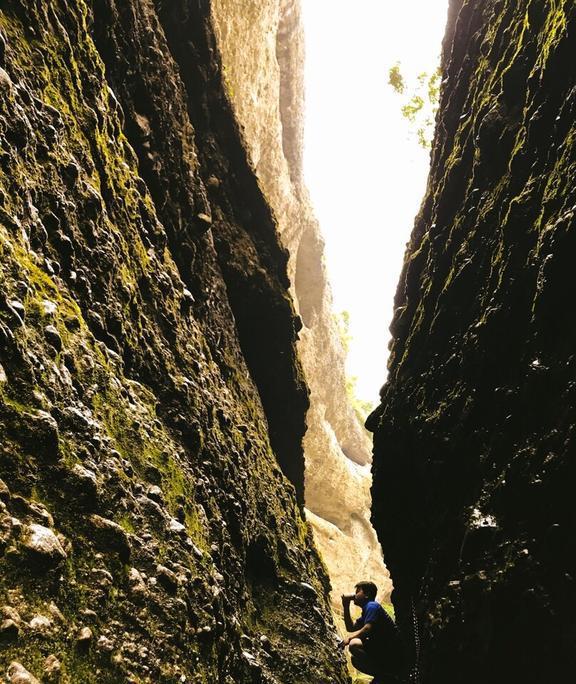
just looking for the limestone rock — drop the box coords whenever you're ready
[21,411,60,460]
[0,502,13,549]
[211,0,391,613]
[67,464,99,506]
[156,564,179,594]
[0,67,13,91]
[0,31,6,67]
[46,603,66,625]
[96,635,115,653]
[146,485,163,504]
[28,615,52,633]
[0,1,349,681]
[1,607,22,626]
[76,626,93,647]
[166,517,186,536]
[6,662,40,684]
[44,325,62,351]
[21,524,67,569]
[42,655,61,682]
[88,515,131,562]
[0,478,10,502]
[369,2,576,682]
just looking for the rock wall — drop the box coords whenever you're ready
[0,1,350,682]
[210,0,391,616]
[368,1,576,682]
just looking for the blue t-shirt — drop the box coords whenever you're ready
[353,601,397,644]
[353,600,403,670]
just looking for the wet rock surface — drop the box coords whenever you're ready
[369,1,576,682]
[0,2,348,682]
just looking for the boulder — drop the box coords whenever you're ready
[6,662,41,684]
[88,515,131,562]
[21,524,67,570]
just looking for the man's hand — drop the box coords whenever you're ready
[338,637,351,650]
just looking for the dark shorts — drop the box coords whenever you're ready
[360,637,404,676]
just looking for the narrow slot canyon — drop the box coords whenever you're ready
[211,0,394,645]
[0,1,574,683]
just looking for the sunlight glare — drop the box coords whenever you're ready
[302,0,450,404]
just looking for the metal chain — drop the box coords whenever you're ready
[409,595,421,684]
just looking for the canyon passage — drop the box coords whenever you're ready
[1,1,576,684]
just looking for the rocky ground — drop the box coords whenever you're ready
[0,1,350,682]
[369,1,576,682]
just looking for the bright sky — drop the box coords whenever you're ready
[302,0,449,405]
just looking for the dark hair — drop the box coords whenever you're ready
[355,581,378,601]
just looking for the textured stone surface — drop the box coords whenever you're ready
[6,662,40,684]
[211,0,391,617]
[0,2,349,681]
[21,524,67,569]
[368,1,576,682]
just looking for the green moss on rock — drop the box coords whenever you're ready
[0,1,348,682]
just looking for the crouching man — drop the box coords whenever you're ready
[340,581,404,684]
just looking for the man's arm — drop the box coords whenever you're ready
[340,622,373,648]
[341,594,356,632]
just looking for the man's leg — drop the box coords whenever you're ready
[348,638,378,676]
[349,640,402,683]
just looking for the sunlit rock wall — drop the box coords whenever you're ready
[210,0,391,614]
[0,1,351,682]
[368,1,576,682]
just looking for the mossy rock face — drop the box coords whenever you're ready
[368,1,576,683]
[0,2,347,683]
